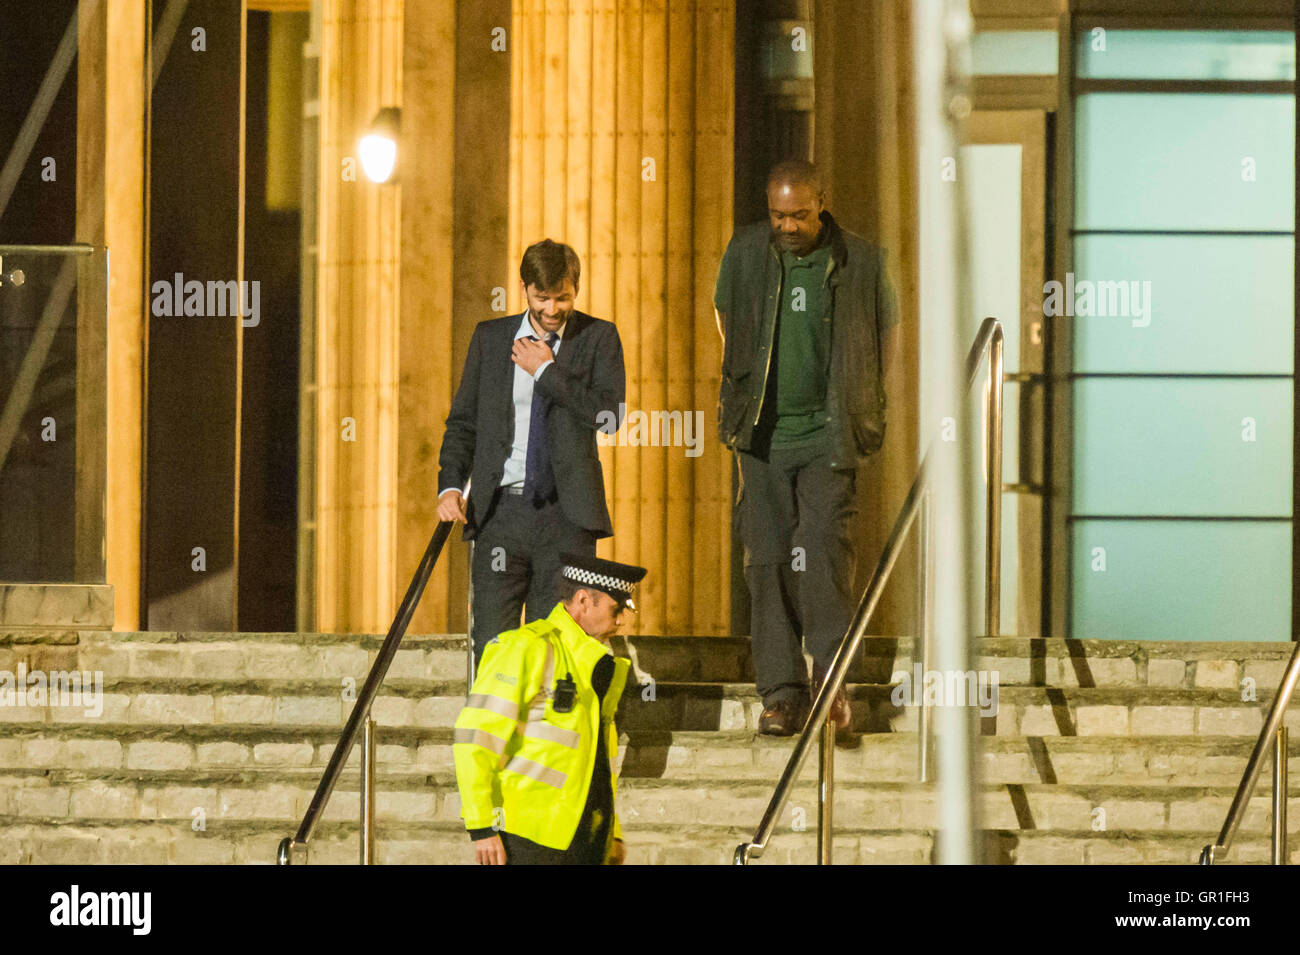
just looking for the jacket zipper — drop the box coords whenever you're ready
[752,244,781,430]
[825,253,840,468]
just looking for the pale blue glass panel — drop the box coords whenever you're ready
[1071,520,1290,641]
[972,31,1058,76]
[1073,379,1293,516]
[1077,30,1295,80]
[1076,94,1295,231]
[1072,235,1294,374]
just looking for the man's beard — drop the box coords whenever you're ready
[530,307,571,327]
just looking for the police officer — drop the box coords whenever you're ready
[454,553,647,865]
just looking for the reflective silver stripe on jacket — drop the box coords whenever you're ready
[519,720,580,749]
[453,727,508,755]
[503,755,567,789]
[526,637,556,721]
[465,693,519,720]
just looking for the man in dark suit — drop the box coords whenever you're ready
[437,239,625,662]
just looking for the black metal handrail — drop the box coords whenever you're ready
[734,317,1003,865]
[277,482,469,864]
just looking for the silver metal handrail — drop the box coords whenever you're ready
[277,480,470,865]
[734,317,1003,865]
[1200,640,1300,865]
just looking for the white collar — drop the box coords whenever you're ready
[515,310,567,341]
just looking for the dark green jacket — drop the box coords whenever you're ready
[713,211,898,467]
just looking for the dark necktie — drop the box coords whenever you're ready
[523,332,559,503]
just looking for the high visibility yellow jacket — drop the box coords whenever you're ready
[453,601,631,852]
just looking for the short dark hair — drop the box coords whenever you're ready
[520,239,581,291]
[767,158,824,196]
[556,572,584,603]
[556,572,617,609]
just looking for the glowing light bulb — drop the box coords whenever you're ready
[360,133,397,183]
[359,107,401,184]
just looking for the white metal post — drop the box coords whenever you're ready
[911,0,981,864]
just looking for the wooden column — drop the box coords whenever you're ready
[314,0,404,633]
[79,0,147,626]
[313,0,509,635]
[433,0,512,631]
[692,0,734,635]
[510,0,735,636]
[394,0,449,635]
[813,0,919,637]
[77,0,147,621]
[400,1,516,635]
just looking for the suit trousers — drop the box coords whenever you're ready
[736,441,858,706]
[470,489,597,662]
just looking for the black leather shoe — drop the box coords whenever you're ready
[758,698,810,736]
[812,665,852,731]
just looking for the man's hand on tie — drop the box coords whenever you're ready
[437,489,468,524]
[511,336,553,376]
[475,834,507,865]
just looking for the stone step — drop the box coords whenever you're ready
[2,767,1296,838]
[618,682,1287,736]
[0,725,452,773]
[617,780,1300,836]
[4,631,1294,690]
[621,635,1296,690]
[6,726,1298,789]
[0,685,465,729]
[619,731,1300,787]
[0,818,1291,865]
[0,681,1293,738]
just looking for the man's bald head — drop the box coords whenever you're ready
[766,159,826,256]
[767,159,825,197]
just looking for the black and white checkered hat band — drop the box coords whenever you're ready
[562,565,637,597]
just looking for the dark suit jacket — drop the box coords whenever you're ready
[437,310,625,539]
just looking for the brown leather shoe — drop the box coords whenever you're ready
[758,698,810,736]
[812,665,852,730]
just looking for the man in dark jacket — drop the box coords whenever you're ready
[714,160,898,735]
[438,240,625,663]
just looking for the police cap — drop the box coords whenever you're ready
[559,553,648,612]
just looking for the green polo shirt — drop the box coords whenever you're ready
[769,239,833,449]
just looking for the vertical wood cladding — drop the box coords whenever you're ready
[509,0,735,635]
[314,0,404,633]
